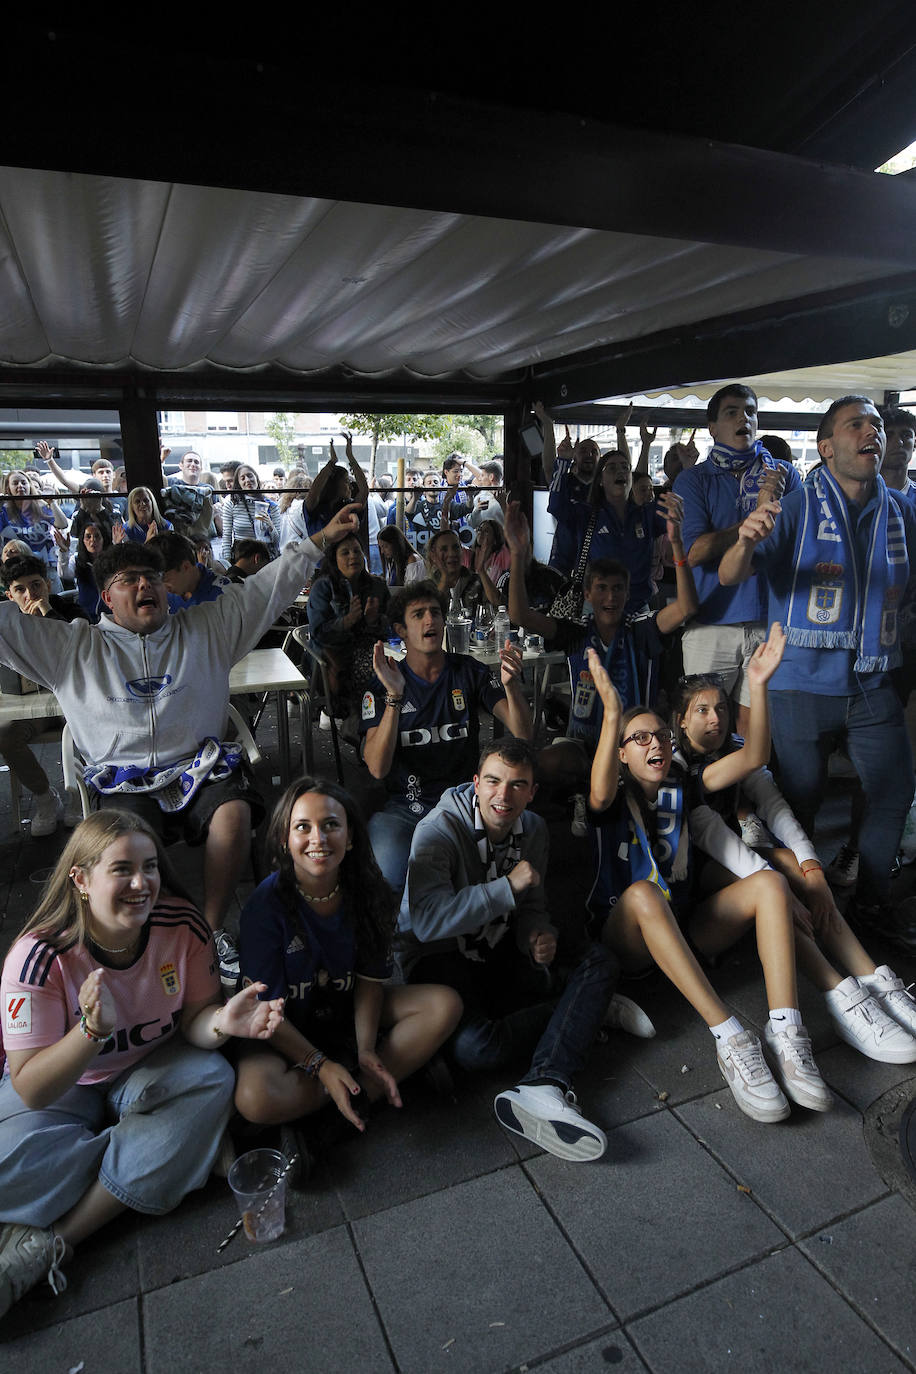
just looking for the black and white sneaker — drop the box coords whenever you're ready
[494,1083,606,1161]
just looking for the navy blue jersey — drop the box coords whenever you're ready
[359,653,506,815]
[239,872,391,1036]
[548,613,666,753]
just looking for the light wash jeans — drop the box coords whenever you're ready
[0,1034,234,1225]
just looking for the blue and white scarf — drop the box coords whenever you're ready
[709,439,784,518]
[624,780,689,899]
[85,738,244,813]
[455,798,524,963]
[783,467,907,672]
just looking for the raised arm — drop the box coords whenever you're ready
[492,641,533,740]
[504,501,557,638]
[534,401,558,485]
[634,415,656,477]
[362,642,408,780]
[35,440,81,497]
[655,491,699,634]
[342,432,369,504]
[697,622,786,791]
[616,401,634,463]
[718,501,781,585]
[587,648,623,811]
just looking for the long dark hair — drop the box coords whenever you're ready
[264,777,396,965]
[319,533,374,602]
[74,520,111,581]
[670,675,731,758]
[377,525,414,584]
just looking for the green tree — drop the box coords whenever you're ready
[265,413,298,467]
[337,413,450,479]
[430,415,504,465]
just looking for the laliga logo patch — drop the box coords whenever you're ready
[126,675,173,699]
[361,691,375,721]
[5,992,30,1033]
[159,962,181,996]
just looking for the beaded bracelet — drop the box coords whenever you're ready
[293,1049,327,1078]
[78,1011,114,1045]
[384,695,405,710]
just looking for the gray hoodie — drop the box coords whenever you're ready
[398,781,557,974]
[0,537,322,777]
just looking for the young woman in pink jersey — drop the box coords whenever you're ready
[0,810,284,1319]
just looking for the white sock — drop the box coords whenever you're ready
[710,1015,744,1042]
[768,1007,802,1034]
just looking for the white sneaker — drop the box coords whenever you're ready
[716,1030,790,1123]
[30,788,60,838]
[826,977,916,1062]
[739,813,773,849]
[0,1223,67,1318]
[860,966,916,1039]
[825,843,859,889]
[62,787,83,827]
[494,1083,606,1161]
[764,1023,833,1112]
[318,710,332,732]
[604,993,656,1038]
[570,793,588,839]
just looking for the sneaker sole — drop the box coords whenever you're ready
[770,1075,833,1112]
[494,1094,606,1162]
[828,1015,916,1064]
[717,1062,790,1123]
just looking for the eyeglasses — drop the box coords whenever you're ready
[621,727,674,748]
[104,570,164,592]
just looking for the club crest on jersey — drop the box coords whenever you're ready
[362,691,376,720]
[451,689,465,711]
[807,583,842,625]
[126,675,173,699]
[5,992,30,1033]
[159,962,180,996]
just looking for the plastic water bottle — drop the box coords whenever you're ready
[493,605,511,652]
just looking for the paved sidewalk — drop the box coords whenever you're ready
[1,721,915,1372]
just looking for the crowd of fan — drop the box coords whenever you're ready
[2,382,916,1320]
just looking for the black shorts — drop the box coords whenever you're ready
[90,765,265,846]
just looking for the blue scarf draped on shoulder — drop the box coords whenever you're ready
[708,439,784,518]
[783,467,907,673]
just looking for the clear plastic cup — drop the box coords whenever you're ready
[227,1148,288,1243]
[447,617,472,655]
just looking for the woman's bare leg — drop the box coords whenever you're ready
[603,881,731,1026]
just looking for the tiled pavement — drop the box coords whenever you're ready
[1,708,915,1372]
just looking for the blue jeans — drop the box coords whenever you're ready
[369,802,423,900]
[409,940,616,1090]
[769,685,913,903]
[0,1035,234,1225]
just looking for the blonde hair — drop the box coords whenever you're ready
[125,486,166,530]
[18,810,180,950]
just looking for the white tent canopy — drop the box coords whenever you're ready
[0,166,910,388]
